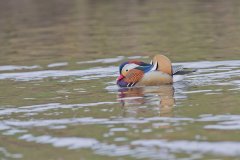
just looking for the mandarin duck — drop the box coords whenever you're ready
[117,54,186,87]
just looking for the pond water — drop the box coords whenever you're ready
[0,0,240,160]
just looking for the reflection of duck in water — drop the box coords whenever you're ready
[117,85,175,117]
[117,54,191,87]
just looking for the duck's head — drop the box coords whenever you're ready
[117,60,154,87]
[117,61,139,81]
[117,60,151,81]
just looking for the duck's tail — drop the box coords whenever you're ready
[172,65,197,75]
[172,65,183,75]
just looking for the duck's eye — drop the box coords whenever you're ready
[126,69,128,72]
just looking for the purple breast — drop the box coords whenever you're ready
[117,80,128,87]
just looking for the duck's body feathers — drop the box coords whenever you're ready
[137,71,173,86]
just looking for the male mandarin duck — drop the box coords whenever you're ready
[117,54,186,87]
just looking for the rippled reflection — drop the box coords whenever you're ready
[118,85,175,117]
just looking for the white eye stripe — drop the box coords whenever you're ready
[122,64,139,72]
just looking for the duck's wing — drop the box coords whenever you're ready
[172,65,197,75]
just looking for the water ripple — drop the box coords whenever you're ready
[19,134,98,149]
[132,139,240,157]
[0,66,118,81]
[0,65,40,71]
[0,102,117,116]
[0,147,22,159]
[0,60,239,85]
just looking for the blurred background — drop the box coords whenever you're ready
[1,0,240,66]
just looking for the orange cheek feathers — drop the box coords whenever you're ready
[124,69,144,83]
